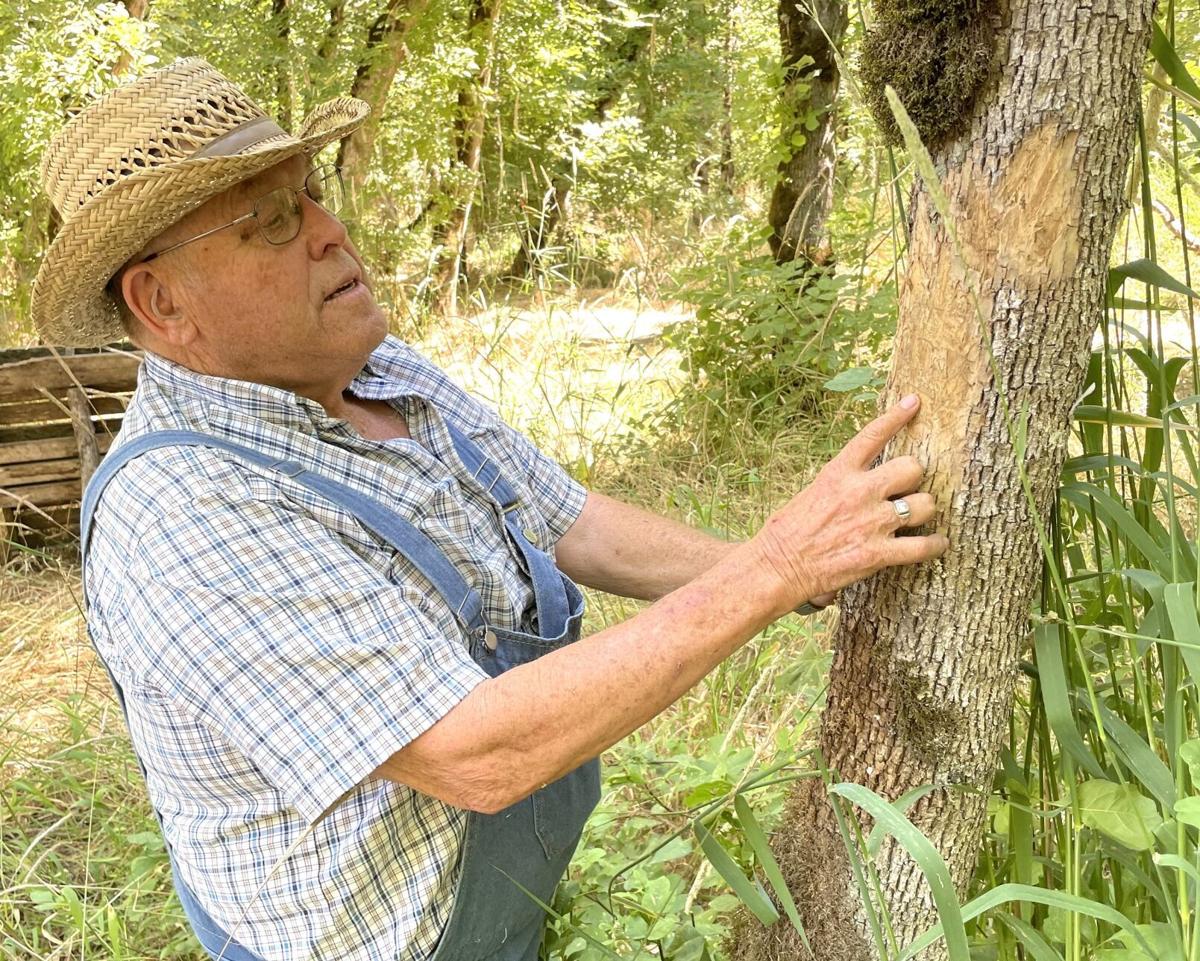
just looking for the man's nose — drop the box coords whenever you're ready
[300,192,349,256]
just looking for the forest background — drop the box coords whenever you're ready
[1,1,1200,960]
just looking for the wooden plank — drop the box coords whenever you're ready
[0,344,133,365]
[0,433,115,467]
[0,478,82,510]
[0,394,128,427]
[0,457,80,486]
[0,353,141,402]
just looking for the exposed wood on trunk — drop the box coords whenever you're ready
[337,0,431,199]
[767,0,846,266]
[735,3,1156,960]
[430,0,504,314]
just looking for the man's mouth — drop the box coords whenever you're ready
[325,278,360,302]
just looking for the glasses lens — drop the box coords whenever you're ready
[306,165,344,215]
[255,187,302,245]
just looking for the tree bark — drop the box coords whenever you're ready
[429,0,504,315]
[766,0,847,266]
[337,0,431,200]
[737,3,1156,959]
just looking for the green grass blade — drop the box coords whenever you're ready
[899,884,1155,961]
[1150,20,1200,102]
[994,912,1066,961]
[1108,258,1199,301]
[1096,702,1177,811]
[1061,484,1173,577]
[829,782,971,961]
[733,794,815,957]
[1032,623,1106,778]
[693,820,780,926]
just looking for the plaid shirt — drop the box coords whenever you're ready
[85,336,587,961]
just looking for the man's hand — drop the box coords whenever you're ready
[751,394,948,616]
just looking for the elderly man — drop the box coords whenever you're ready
[34,60,946,961]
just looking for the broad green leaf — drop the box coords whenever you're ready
[1106,921,1185,961]
[1061,485,1172,578]
[823,367,875,392]
[1171,796,1200,829]
[1178,739,1200,784]
[830,782,970,961]
[1076,779,1162,850]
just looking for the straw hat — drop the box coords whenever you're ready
[31,58,369,347]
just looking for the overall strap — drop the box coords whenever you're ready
[443,423,572,639]
[80,430,487,636]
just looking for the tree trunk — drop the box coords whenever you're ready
[337,0,430,200]
[430,0,504,315]
[766,0,846,266]
[507,0,658,280]
[114,0,150,79]
[318,0,347,60]
[271,0,295,129]
[737,3,1156,960]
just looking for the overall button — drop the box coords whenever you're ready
[521,527,539,547]
[483,629,498,651]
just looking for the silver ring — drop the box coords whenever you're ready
[893,498,912,521]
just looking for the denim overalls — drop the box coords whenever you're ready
[80,424,602,961]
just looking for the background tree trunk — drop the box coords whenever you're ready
[507,0,659,280]
[766,0,846,266]
[430,0,504,315]
[737,2,1157,959]
[337,0,430,200]
[271,0,295,128]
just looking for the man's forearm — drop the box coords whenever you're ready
[554,491,738,601]
[378,539,792,813]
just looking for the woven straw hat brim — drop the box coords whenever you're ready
[32,99,367,347]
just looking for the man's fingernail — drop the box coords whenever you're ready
[901,394,919,410]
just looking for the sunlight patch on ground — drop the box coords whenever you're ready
[415,292,692,480]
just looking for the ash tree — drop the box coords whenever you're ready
[736,1,1160,958]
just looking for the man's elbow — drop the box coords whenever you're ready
[376,749,534,815]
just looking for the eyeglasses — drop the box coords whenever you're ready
[140,164,346,263]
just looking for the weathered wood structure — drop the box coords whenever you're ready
[0,346,141,556]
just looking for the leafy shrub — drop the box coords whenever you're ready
[666,222,895,417]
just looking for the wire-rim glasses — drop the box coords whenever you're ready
[140,164,345,264]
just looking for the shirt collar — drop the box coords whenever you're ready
[139,348,402,434]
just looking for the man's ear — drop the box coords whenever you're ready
[121,262,195,346]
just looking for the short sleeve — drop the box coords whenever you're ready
[487,421,587,542]
[120,488,489,824]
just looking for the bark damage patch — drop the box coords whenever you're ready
[892,123,1083,519]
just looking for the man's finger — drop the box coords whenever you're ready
[884,531,949,566]
[873,455,925,497]
[842,395,921,467]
